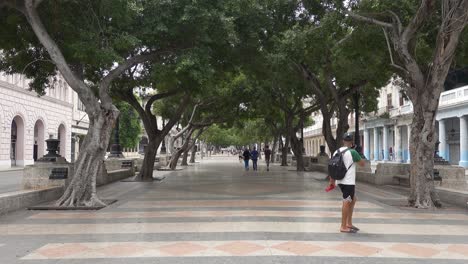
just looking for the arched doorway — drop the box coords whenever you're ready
[58,124,66,158]
[33,120,45,161]
[11,116,25,167]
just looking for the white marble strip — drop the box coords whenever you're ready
[1,222,467,236]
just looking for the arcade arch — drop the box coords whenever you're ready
[10,115,25,166]
[58,124,66,158]
[33,119,45,161]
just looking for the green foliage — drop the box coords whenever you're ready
[116,102,141,148]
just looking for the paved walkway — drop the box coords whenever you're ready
[0,170,23,194]
[0,157,467,264]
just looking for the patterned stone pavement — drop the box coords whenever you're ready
[0,156,467,264]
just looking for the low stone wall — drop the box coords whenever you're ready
[436,187,468,209]
[97,168,133,186]
[435,165,467,191]
[96,160,135,186]
[357,163,410,186]
[308,156,329,173]
[22,162,74,190]
[291,156,312,168]
[0,187,63,215]
[134,158,144,172]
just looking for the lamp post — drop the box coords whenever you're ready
[353,91,363,156]
[108,117,124,158]
[160,119,167,154]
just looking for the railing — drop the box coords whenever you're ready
[439,85,468,107]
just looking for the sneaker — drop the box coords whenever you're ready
[325,184,336,192]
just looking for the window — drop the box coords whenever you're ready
[387,93,393,108]
[77,99,86,111]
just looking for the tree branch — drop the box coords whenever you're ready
[345,10,393,28]
[402,0,435,46]
[161,94,191,148]
[22,0,99,113]
[98,52,162,108]
[144,90,181,116]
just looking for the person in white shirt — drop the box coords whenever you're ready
[328,133,366,233]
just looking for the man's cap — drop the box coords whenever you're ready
[343,133,353,142]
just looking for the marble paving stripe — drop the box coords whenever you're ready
[1,222,467,236]
[18,217,468,226]
[103,207,390,213]
[28,211,468,221]
[3,232,468,244]
[22,240,468,260]
[119,200,382,209]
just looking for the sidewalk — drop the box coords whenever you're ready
[0,157,467,264]
[0,169,23,194]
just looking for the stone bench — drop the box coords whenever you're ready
[393,175,410,186]
[97,168,134,186]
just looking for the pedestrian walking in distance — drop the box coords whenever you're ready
[327,133,365,233]
[251,147,259,171]
[264,145,272,171]
[243,148,251,171]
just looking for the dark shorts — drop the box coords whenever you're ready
[338,184,355,202]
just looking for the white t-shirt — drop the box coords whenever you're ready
[334,147,358,185]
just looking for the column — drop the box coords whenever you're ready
[459,116,468,167]
[407,124,411,163]
[438,119,447,160]
[383,126,389,161]
[373,128,379,161]
[364,128,370,159]
[394,126,402,162]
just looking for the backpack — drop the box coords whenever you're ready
[328,148,352,180]
[251,150,258,160]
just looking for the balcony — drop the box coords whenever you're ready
[439,85,468,108]
[389,104,413,118]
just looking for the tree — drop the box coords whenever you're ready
[279,7,392,155]
[115,102,141,149]
[347,0,468,208]
[0,0,164,206]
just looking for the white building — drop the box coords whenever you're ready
[0,73,89,169]
[304,80,468,167]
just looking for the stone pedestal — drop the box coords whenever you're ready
[22,162,74,190]
[104,158,135,173]
[435,165,468,191]
[308,156,329,173]
[158,155,170,167]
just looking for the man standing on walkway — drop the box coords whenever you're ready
[242,148,251,171]
[264,145,272,171]
[251,147,259,171]
[328,133,365,233]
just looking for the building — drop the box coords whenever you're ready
[304,80,468,167]
[0,73,89,169]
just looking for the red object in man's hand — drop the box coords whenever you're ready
[325,184,335,192]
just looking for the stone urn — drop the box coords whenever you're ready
[37,139,65,162]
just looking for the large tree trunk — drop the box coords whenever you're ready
[135,136,161,181]
[408,89,442,208]
[168,129,195,170]
[190,144,197,163]
[56,109,118,206]
[290,134,305,171]
[281,136,290,166]
[271,135,278,163]
[181,147,190,166]
[321,105,350,155]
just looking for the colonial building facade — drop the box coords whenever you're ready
[304,81,468,167]
[0,73,89,169]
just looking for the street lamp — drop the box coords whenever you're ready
[108,117,124,158]
[353,91,363,156]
